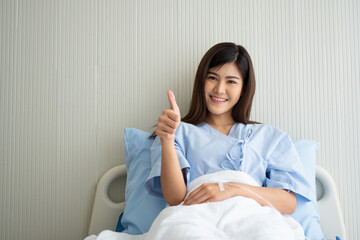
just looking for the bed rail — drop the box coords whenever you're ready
[88,165,127,235]
[316,166,346,240]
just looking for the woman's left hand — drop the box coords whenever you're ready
[183,183,233,205]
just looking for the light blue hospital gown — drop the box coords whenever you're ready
[145,122,312,202]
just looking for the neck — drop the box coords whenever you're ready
[205,114,235,135]
[206,113,234,126]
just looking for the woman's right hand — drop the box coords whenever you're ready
[155,90,181,141]
[157,91,186,205]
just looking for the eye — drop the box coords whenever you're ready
[227,80,237,84]
[208,76,217,81]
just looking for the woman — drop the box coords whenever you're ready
[147,42,311,215]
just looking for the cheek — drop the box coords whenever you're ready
[204,81,211,92]
[204,82,214,97]
[231,87,243,101]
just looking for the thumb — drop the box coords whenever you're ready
[167,90,180,114]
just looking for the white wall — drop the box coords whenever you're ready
[1,0,359,239]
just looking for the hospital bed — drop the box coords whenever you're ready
[88,164,346,240]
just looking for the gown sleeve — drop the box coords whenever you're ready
[264,132,313,201]
[145,125,190,198]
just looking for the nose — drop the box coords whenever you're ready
[214,80,226,94]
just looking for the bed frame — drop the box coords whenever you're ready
[88,164,346,239]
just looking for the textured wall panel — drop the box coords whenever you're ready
[0,0,359,239]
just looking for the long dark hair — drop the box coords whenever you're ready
[182,42,257,125]
[151,42,257,138]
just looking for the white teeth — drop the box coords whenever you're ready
[211,96,227,102]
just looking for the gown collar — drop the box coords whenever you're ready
[199,122,239,139]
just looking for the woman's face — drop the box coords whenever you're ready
[204,62,243,122]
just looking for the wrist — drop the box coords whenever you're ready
[226,183,244,198]
[160,137,175,147]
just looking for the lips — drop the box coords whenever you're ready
[210,95,228,103]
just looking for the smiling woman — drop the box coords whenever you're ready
[204,62,243,134]
[150,43,302,215]
[181,43,257,126]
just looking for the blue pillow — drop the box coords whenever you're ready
[292,140,324,240]
[120,128,167,234]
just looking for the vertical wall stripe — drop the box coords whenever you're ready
[1,0,359,239]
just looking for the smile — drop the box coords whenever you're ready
[210,96,228,103]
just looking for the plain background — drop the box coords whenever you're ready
[1,0,359,239]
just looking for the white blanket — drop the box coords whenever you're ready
[86,170,304,240]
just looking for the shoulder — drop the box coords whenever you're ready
[248,123,285,133]
[233,123,287,140]
[238,123,291,156]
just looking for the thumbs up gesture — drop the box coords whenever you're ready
[155,90,181,140]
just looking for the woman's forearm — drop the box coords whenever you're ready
[154,90,185,205]
[227,183,297,214]
[160,139,187,206]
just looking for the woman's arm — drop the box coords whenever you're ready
[228,183,296,214]
[184,183,296,214]
[155,90,186,206]
[160,139,187,205]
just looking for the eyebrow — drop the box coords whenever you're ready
[208,71,240,80]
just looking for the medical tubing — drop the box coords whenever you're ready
[220,182,276,209]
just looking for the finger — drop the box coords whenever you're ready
[184,191,199,205]
[185,185,204,201]
[167,90,180,114]
[162,118,178,129]
[155,127,174,139]
[155,129,171,139]
[186,192,210,205]
[158,114,177,129]
[162,110,180,123]
[184,186,208,205]
[157,122,176,134]
[192,193,210,205]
